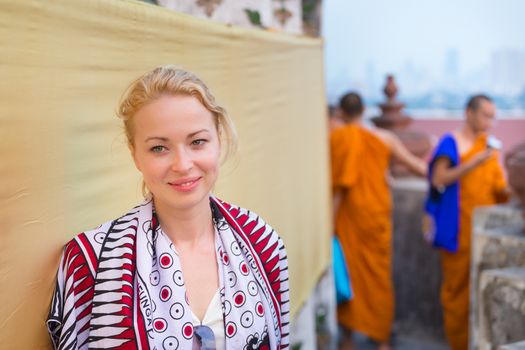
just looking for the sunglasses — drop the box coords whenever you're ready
[192,325,216,350]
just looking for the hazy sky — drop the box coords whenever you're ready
[323,0,525,102]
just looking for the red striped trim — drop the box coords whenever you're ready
[76,233,99,275]
[63,239,96,332]
[134,280,149,350]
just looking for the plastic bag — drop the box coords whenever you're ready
[333,236,353,304]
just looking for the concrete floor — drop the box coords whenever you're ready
[349,332,449,350]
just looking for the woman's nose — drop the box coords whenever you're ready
[171,149,192,173]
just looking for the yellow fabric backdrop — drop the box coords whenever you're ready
[0,0,331,347]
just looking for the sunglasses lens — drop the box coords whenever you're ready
[193,325,216,350]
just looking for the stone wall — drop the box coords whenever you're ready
[499,340,525,349]
[471,204,525,349]
[156,0,303,34]
[392,178,445,341]
[479,268,525,349]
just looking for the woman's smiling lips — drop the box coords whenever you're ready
[168,177,202,192]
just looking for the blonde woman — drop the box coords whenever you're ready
[47,66,290,350]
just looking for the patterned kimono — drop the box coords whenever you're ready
[47,196,290,350]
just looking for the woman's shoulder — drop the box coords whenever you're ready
[211,197,284,245]
[212,197,272,225]
[212,197,289,284]
[60,218,116,265]
[62,201,149,257]
[69,219,114,241]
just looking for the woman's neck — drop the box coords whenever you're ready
[154,196,214,249]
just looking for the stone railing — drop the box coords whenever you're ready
[470,204,525,350]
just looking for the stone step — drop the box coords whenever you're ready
[499,340,525,349]
[478,267,525,349]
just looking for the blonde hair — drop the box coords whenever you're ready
[117,65,238,196]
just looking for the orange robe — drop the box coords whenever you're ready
[330,124,394,342]
[439,135,507,350]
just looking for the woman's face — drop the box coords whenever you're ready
[131,94,221,214]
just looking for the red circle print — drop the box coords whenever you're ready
[160,286,172,301]
[153,318,167,333]
[159,253,173,268]
[256,302,264,316]
[182,322,193,339]
[240,262,249,275]
[226,322,237,337]
[233,291,246,307]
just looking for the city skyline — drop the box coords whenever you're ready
[323,0,525,113]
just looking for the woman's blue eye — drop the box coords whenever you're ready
[150,145,166,153]
[191,139,207,146]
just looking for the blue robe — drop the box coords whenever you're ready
[425,134,459,252]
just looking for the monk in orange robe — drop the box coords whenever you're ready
[429,95,508,350]
[330,92,427,350]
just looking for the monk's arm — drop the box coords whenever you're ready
[491,155,511,203]
[431,150,493,188]
[390,135,427,177]
[333,188,344,229]
[495,186,511,203]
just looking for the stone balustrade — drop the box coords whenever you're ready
[471,205,525,349]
